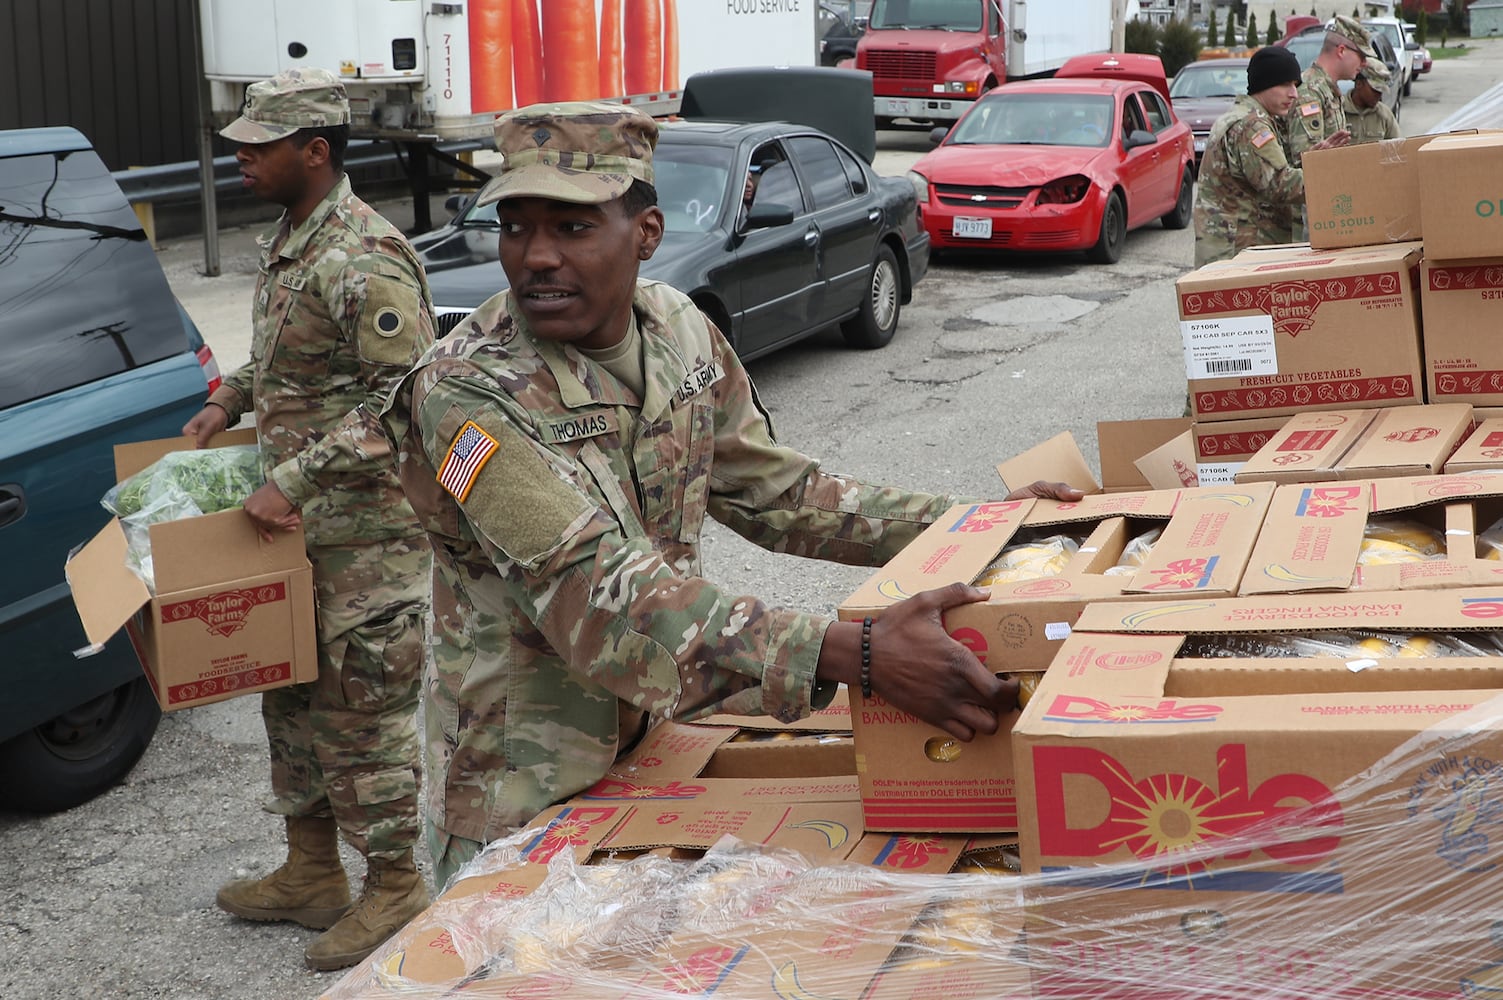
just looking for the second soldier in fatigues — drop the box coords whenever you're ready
[182,69,436,971]
[1288,15,1375,165]
[1345,57,1400,144]
[381,102,1083,887]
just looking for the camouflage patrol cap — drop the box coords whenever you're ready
[220,68,351,144]
[1358,55,1391,93]
[475,101,657,207]
[1326,15,1378,59]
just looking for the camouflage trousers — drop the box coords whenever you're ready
[426,821,484,890]
[262,535,431,861]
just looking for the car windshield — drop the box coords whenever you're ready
[1170,64,1245,99]
[1364,21,1403,49]
[870,0,981,31]
[949,92,1114,148]
[456,140,734,236]
[1284,33,1322,71]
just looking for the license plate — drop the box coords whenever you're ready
[953,216,992,239]
[883,97,918,116]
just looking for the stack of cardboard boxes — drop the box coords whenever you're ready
[1172,132,1503,486]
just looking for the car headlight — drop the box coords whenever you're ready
[907,170,930,204]
[1036,175,1091,205]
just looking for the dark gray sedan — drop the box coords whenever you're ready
[413,118,929,361]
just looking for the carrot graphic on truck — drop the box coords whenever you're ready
[467,0,681,113]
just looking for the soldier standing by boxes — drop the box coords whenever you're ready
[380,101,1083,887]
[1287,15,1376,165]
[1344,58,1400,144]
[1193,47,1348,267]
[182,69,436,972]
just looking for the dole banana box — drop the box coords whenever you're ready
[65,430,317,712]
[1239,473,1503,596]
[1177,243,1424,421]
[1013,591,1503,1000]
[1422,258,1503,405]
[841,483,1274,834]
[1418,132,1503,260]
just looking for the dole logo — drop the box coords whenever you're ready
[660,945,748,994]
[1043,694,1220,723]
[1031,744,1343,877]
[1462,597,1503,620]
[948,501,1023,533]
[1294,485,1363,518]
[1140,556,1219,591]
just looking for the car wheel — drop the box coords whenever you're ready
[0,677,161,812]
[1161,167,1194,231]
[1086,191,1126,265]
[841,244,902,349]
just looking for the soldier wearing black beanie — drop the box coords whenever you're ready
[1247,46,1303,95]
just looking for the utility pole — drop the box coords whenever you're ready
[1112,0,1129,51]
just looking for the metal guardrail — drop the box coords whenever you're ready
[111,138,484,203]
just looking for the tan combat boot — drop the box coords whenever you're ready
[303,850,431,972]
[216,815,351,930]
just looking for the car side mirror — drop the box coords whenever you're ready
[929,126,949,145]
[445,194,465,214]
[1124,128,1157,150]
[744,201,797,230]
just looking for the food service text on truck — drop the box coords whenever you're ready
[199,0,819,141]
[857,0,1113,127]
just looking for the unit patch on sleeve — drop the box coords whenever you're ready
[437,420,500,502]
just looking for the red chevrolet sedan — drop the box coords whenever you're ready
[908,59,1196,264]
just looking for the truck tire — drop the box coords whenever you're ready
[1086,191,1126,265]
[0,677,161,812]
[841,244,902,349]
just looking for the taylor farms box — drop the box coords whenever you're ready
[1422,258,1503,404]
[1014,592,1503,1000]
[1446,417,1503,474]
[1418,132,1503,260]
[842,484,1274,833]
[1234,405,1473,484]
[1191,416,1288,485]
[1239,473,1503,595]
[66,432,317,711]
[1177,243,1424,420]
[1301,134,1439,250]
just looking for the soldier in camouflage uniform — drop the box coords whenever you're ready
[1287,15,1375,166]
[1193,47,1348,267]
[1344,57,1400,144]
[182,68,435,972]
[380,101,1082,887]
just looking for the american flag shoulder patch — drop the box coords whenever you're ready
[1251,127,1275,149]
[437,420,499,502]
[1300,101,1321,117]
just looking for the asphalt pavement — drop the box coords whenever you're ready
[4,38,1502,1000]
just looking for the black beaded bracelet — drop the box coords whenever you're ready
[860,616,874,698]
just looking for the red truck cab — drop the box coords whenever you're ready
[857,0,1007,127]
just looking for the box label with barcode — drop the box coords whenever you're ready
[1179,315,1278,380]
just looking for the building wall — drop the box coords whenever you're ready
[0,0,203,170]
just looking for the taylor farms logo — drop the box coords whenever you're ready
[1294,485,1363,518]
[1385,426,1438,443]
[1266,280,1321,337]
[1032,743,1345,889]
[160,583,286,637]
[1181,272,1399,339]
[1406,755,1503,873]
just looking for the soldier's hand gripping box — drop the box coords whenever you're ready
[65,431,317,711]
[1014,591,1503,1000]
[1178,243,1424,421]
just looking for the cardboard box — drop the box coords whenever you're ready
[66,431,318,711]
[1234,405,1472,484]
[1177,242,1424,420]
[1418,132,1503,260]
[1191,416,1289,485]
[1446,417,1503,474]
[1231,408,1377,483]
[1239,473,1503,595]
[1301,134,1437,250]
[1013,592,1503,999]
[1422,257,1503,404]
[842,482,1275,833]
